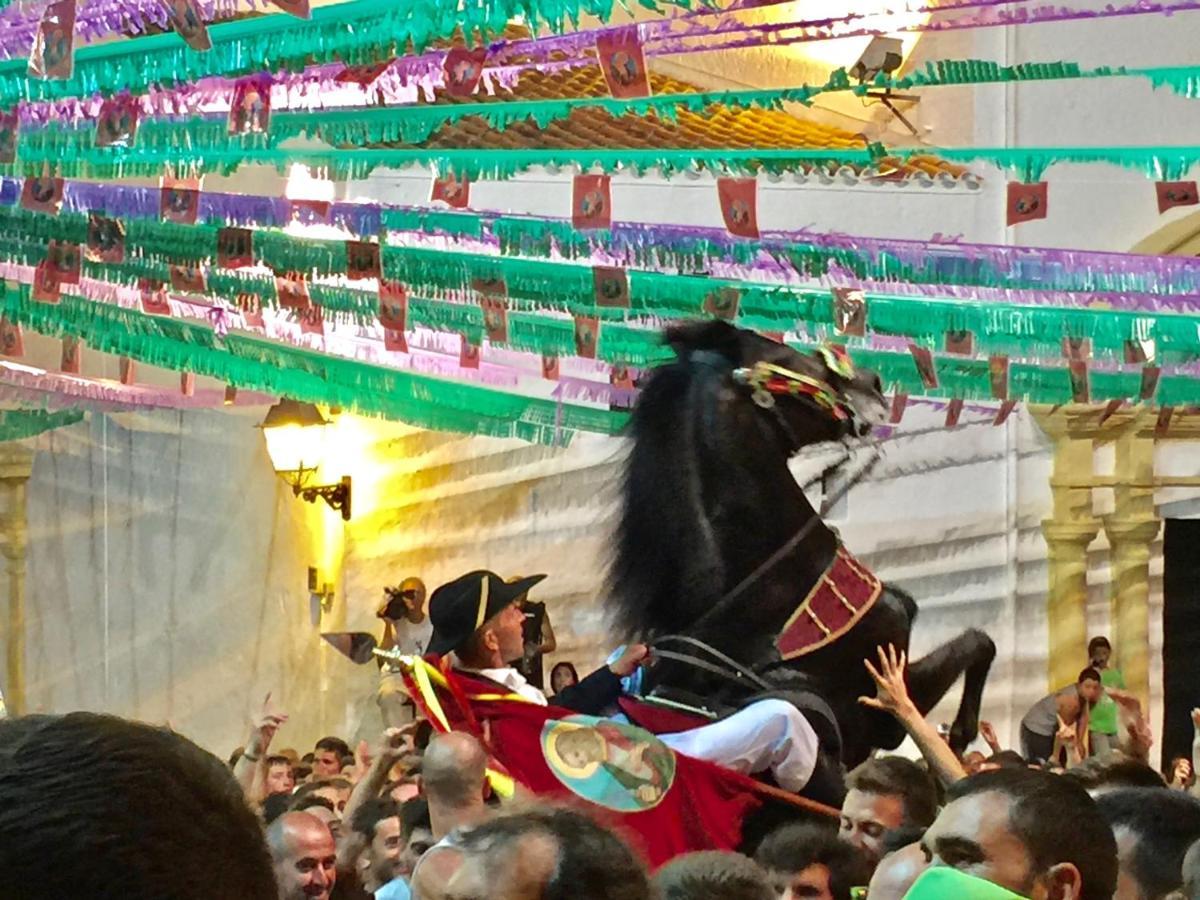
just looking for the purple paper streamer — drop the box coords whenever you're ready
[0,364,273,410]
[12,175,1200,316]
[0,0,239,61]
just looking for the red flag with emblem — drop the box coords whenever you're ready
[573,175,612,230]
[542,356,560,380]
[28,0,75,81]
[165,0,211,51]
[414,665,812,868]
[1157,181,1199,213]
[0,319,23,357]
[160,177,200,224]
[1006,182,1048,226]
[60,337,81,373]
[442,47,487,97]
[574,315,600,359]
[717,178,759,238]
[0,107,17,164]
[21,173,64,215]
[431,173,470,209]
[889,392,907,424]
[596,27,650,99]
[594,267,630,309]
[460,337,481,369]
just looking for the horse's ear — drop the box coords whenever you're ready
[664,320,743,364]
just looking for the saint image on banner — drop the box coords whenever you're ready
[542,716,676,812]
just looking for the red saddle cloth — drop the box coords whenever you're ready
[420,668,783,867]
[777,545,882,660]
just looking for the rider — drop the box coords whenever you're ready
[426,569,823,795]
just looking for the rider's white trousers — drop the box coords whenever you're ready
[658,698,819,792]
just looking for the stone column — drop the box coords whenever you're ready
[1036,410,1099,690]
[1103,429,1159,710]
[0,446,32,716]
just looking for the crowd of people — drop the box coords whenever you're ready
[3,570,1200,900]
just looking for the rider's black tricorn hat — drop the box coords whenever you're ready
[427,570,546,657]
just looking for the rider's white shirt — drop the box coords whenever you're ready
[472,666,549,705]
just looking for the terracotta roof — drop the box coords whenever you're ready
[386,63,964,177]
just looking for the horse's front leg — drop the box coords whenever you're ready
[905,629,996,753]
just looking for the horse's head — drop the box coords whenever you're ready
[665,320,886,454]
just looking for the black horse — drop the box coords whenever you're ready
[609,321,995,801]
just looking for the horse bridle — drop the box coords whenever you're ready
[731,345,864,451]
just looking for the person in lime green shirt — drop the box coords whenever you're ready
[1087,636,1125,756]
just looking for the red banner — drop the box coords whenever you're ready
[832,289,865,336]
[945,398,964,428]
[180,372,195,396]
[1006,182,1048,225]
[908,345,938,389]
[60,337,81,374]
[573,175,612,230]
[888,392,907,424]
[593,267,630,308]
[140,285,171,316]
[268,0,310,17]
[703,286,740,321]
[95,95,139,148]
[0,107,17,164]
[46,240,80,284]
[944,330,974,356]
[228,76,272,135]
[596,27,650,99]
[989,356,1009,401]
[481,297,509,343]
[160,178,200,224]
[442,47,487,97]
[21,174,64,215]
[1156,180,1199,213]
[379,280,408,331]
[28,0,75,81]
[574,315,600,359]
[119,357,136,386]
[541,356,560,380]
[993,400,1017,426]
[169,263,206,294]
[32,260,61,303]
[275,273,311,310]
[717,178,759,238]
[346,240,381,281]
[437,669,775,867]
[383,328,408,353]
[0,319,24,358]
[431,173,470,209]
[86,213,126,263]
[460,337,481,369]
[217,227,254,269]
[165,0,211,51]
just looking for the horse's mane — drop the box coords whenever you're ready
[609,352,729,640]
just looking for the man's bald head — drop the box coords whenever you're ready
[267,812,338,900]
[423,731,488,808]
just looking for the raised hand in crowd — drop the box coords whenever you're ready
[235,692,289,804]
[859,643,967,787]
[979,719,1002,754]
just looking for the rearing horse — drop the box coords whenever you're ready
[609,321,995,792]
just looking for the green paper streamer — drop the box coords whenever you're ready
[3,205,1200,365]
[0,0,685,108]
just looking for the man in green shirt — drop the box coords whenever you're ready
[1088,636,1126,756]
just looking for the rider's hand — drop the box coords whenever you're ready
[858,644,917,720]
[980,720,1000,749]
[609,643,650,678]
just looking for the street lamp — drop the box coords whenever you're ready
[260,399,352,520]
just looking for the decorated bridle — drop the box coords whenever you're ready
[731,344,858,422]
